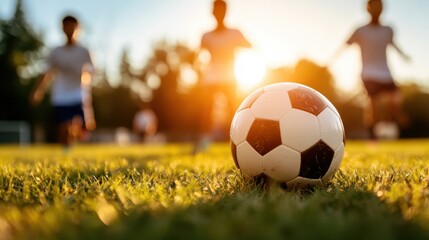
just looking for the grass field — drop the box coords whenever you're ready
[1,141,429,239]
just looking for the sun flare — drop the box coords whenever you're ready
[235,50,267,92]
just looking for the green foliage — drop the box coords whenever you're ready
[1,141,429,239]
[92,43,201,135]
[0,0,44,121]
[290,59,337,103]
[401,84,429,137]
[92,83,139,129]
[265,59,337,104]
[142,42,200,134]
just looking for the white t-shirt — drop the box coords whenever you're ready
[347,24,394,83]
[201,28,249,85]
[46,44,93,106]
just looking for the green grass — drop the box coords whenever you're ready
[1,141,429,239]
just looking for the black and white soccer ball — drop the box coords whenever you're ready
[230,83,345,187]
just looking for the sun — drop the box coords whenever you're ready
[235,49,267,92]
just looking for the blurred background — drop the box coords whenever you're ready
[1,0,429,144]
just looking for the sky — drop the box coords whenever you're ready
[1,0,429,92]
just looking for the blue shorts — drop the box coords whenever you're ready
[53,104,85,125]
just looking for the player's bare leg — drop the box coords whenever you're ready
[69,115,84,144]
[364,96,377,139]
[58,122,71,146]
[193,88,215,155]
[389,91,409,128]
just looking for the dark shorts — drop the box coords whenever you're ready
[363,79,398,97]
[53,104,85,125]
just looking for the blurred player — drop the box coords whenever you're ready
[31,15,95,146]
[194,0,251,153]
[331,0,410,139]
[133,104,158,143]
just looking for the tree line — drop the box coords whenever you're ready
[1,0,429,142]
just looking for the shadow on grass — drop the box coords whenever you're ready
[36,180,429,240]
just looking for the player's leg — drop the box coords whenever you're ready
[69,114,84,142]
[388,89,409,128]
[54,106,71,146]
[200,86,216,135]
[139,132,146,143]
[370,81,405,139]
[364,96,378,139]
[62,104,84,143]
[362,80,384,139]
[223,83,238,131]
[193,85,216,154]
[57,121,70,145]
[55,104,87,146]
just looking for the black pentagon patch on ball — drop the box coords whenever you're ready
[247,119,282,156]
[299,141,335,179]
[288,87,327,115]
[230,141,240,169]
[237,88,264,112]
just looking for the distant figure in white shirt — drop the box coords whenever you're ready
[334,0,410,139]
[31,16,95,145]
[133,104,157,143]
[194,0,251,153]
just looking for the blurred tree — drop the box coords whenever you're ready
[0,0,44,121]
[264,67,293,86]
[92,42,200,141]
[119,48,134,87]
[92,66,139,130]
[138,41,200,140]
[264,59,337,103]
[264,59,368,139]
[91,49,147,131]
[289,59,337,103]
[401,84,429,138]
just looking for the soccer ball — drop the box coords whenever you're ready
[230,83,345,187]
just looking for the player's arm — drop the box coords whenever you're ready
[389,27,411,62]
[30,50,57,105]
[30,51,57,105]
[237,30,251,48]
[240,36,251,48]
[326,29,359,67]
[392,42,411,62]
[30,70,55,106]
[326,44,348,67]
[195,34,211,71]
[200,33,208,50]
[81,60,96,131]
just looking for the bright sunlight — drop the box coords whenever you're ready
[234,49,267,92]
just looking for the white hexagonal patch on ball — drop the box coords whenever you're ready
[236,141,264,177]
[263,145,301,182]
[280,109,320,153]
[251,90,291,121]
